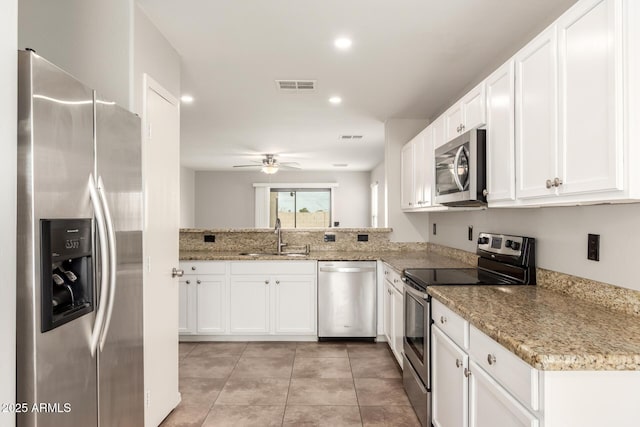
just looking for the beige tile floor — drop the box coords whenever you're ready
[160,341,421,427]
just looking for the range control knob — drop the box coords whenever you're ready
[505,239,513,248]
[511,242,521,251]
[478,236,490,245]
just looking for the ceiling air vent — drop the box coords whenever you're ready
[275,80,317,93]
[333,163,349,167]
[339,135,364,141]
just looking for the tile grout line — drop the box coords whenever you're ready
[347,346,365,427]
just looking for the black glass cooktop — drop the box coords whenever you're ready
[404,268,515,289]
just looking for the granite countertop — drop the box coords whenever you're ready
[428,285,640,371]
[179,250,472,273]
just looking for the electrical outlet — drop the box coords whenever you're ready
[204,234,215,243]
[324,234,336,242]
[357,234,368,242]
[468,226,473,241]
[587,234,600,261]
[433,223,437,235]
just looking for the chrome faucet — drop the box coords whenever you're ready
[274,218,287,255]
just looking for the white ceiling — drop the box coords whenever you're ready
[137,0,578,172]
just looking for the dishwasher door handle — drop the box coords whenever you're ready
[319,267,376,273]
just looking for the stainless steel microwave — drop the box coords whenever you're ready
[434,129,487,206]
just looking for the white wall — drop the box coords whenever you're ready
[430,204,640,292]
[132,5,181,116]
[1,1,17,425]
[194,170,371,228]
[18,0,133,108]
[370,161,386,228]
[180,167,195,228]
[385,119,430,242]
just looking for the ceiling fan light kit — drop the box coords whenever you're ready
[261,164,279,174]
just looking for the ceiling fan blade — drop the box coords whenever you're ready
[233,164,261,168]
[280,164,302,170]
[279,162,301,167]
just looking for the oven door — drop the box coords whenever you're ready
[403,281,430,387]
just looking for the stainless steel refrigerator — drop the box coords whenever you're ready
[16,50,144,426]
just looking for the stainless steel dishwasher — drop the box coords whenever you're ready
[318,261,377,340]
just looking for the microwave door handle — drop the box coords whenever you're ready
[452,145,466,191]
[88,175,109,357]
[97,176,117,351]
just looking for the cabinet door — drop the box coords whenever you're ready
[462,82,486,131]
[196,276,226,334]
[392,285,404,367]
[383,280,393,349]
[413,131,426,207]
[229,276,270,334]
[178,278,195,334]
[401,140,416,209]
[557,0,623,196]
[445,102,464,142]
[486,61,516,203]
[418,126,435,207]
[274,275,316,334]
[432,326,469,427]
[432,115,446,149]
[515,26,559,200]
[469,360,539,427]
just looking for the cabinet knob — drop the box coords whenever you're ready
[464,368,471,378]
[545,179,553,189]
[275,280,280,285]
[487,353,497,365]
[440,316,447,324]
[482,189,488,197]
[408,202,413,206]
[185,280,190,285]
[197,280,201,284]
[456,358,462,368]
[388,289,392,295]
[553,177,563,187]
[265,280,270,285]
[191,266,196,271]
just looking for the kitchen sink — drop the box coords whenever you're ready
[239,252,308,257]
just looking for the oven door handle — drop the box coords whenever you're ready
[452,145,466,191]
[403,281,429,300]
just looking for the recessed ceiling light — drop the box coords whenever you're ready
[180,95,194,104]
[329,96,342,105]
[334,37,352,50]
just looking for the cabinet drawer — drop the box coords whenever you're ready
[431,299,469,349]
[383,263,403,292]
[469,325,539,411]
[230,260,316,276]
[180,261,226,275]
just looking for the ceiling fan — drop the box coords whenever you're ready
[232,154,301,174]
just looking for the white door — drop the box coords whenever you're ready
[413,131,426,207]
[515,27,559,200]
[229,276,270,334]
[486,61,516,203]
[383,280,393,347]
[557,0,623,196]
[274,275,316,334]
[445,102,464,142]
[196,276,227,334]
[142,75,181,427]
[469,361,539,427]
[400,141,415,209]
[432,327,469,427]
[391,285,404,366]
[432,115,446,149]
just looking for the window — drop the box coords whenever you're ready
[269,188,331,228]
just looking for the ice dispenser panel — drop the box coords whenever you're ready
[41,219,94,332]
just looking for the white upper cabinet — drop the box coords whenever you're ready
[445,82,487,143]
[432,115,446,149]
[515,26,559,200]
[557,0,623,196]
[400,138,416,210]
[485,61,516,204]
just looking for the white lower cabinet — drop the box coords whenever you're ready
[469,360,538,427]
[382,263,404,367]
[432,326,469,427]
[180,260,316,337]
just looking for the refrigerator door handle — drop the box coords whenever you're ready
[88,175,109,357]
[98,176,117,351]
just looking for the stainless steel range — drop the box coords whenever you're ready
[401,233,536,427]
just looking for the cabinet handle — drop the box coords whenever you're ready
[185,280,190,285]
[265,280,270,285]
[408,202,413,206]
[487,353,496,365]
[388,289,392,295]
[464,368,471,378]
[197,280,201,284]
[545,179,553,189]
[456,358,462,368]
[191,266,196,271]
[461,124,465,131]
[440,316,447,324]
[553,177,563,187]
[275,280,280,285]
